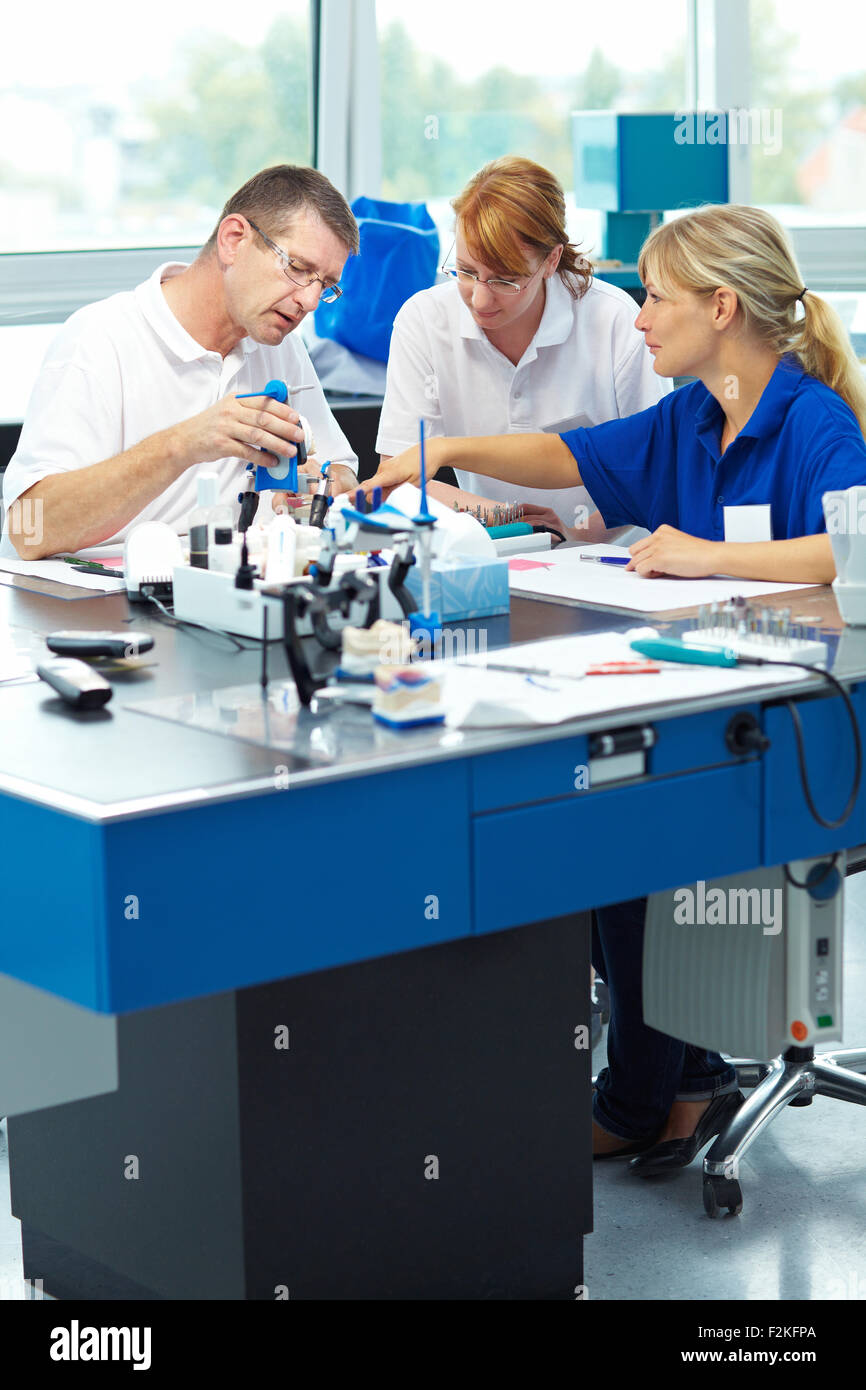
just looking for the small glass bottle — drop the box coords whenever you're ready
[189,472,232,569]
[209,526,240,574]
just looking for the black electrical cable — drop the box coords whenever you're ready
[533,525,568,545]
[142,589,253,652]
[746,657,862,831]
[783,852,841,892]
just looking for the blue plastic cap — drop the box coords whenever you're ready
[263,379,288,403]
[409,609,443,658]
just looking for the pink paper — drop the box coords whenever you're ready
[508,558,554,571]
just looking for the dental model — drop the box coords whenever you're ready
[339,620,414,677]
[372,665,445,728]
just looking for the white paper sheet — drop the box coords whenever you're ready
[507,544,814,613]
[444,629,810,728]
[0,558,126,593]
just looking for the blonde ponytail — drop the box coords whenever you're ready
[638,205,866,439]
[796,292,866,437]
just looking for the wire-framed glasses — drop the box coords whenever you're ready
[440,242,544,296]
[248,219,342,303]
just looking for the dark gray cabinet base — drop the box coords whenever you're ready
[10,914,591,1300]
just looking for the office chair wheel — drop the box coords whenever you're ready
[703,1174,743,1218]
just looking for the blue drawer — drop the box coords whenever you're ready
[762,683,866,866]
[473,762,762,933]
[0,759,473,1014]
[471,704,764,815]
[648,704,762,776]
[471,736,591,813]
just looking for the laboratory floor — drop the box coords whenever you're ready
[589,870,866,1301]
[1,875,865,1303]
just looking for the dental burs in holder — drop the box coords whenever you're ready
[407,421,441,657]
[824,485,866,626]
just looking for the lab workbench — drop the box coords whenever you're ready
[0,575,863,1300]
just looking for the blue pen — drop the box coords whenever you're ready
[580,554,631,566]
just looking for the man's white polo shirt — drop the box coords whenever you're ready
[1,264,357,554]
[376,274,670,528]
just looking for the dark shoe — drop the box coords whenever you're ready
[628,1091,744,1178]
[593,1119,658,1160]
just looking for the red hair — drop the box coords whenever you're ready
[451,156,592,299]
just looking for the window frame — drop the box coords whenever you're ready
[0,0,863,332]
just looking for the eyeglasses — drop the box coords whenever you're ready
[440,243,545,297]
[247,219,342,304]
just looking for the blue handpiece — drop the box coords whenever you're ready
[235,379,302,493]
[372,486,383,511]
[629,637,739,668]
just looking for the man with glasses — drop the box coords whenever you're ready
[3,166,360,559]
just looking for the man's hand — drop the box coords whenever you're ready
[271,462,359,513]
[171,393,305,470]
[626,524,722,577]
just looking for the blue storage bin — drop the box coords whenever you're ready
[315,196,440,362]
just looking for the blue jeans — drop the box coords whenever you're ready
[592,897,738,1142]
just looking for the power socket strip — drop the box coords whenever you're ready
[682,627,828,667]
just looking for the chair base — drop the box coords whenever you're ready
[701,1047,866,1217]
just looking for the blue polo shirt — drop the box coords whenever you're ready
[560,357,866,540]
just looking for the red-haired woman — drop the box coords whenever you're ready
[376,156,668,541]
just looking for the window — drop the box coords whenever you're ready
[748,0,866,224]
[0,0,312,253]
[744,0,866,346]
[376,0,690,254]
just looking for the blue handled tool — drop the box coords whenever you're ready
[235,378,307,493]
[630,636,741,668]
[409,420,441,655]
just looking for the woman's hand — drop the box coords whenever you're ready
[626,525,722,577]
[511,503,571,543]
[361,442,442,499]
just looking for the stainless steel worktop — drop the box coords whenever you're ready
[0,576,858,823]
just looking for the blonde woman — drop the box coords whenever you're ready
[376,156,668,542]
[365,204,866,1171]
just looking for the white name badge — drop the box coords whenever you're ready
[724,503,772,543]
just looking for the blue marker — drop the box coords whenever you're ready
[580,554,631,566]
